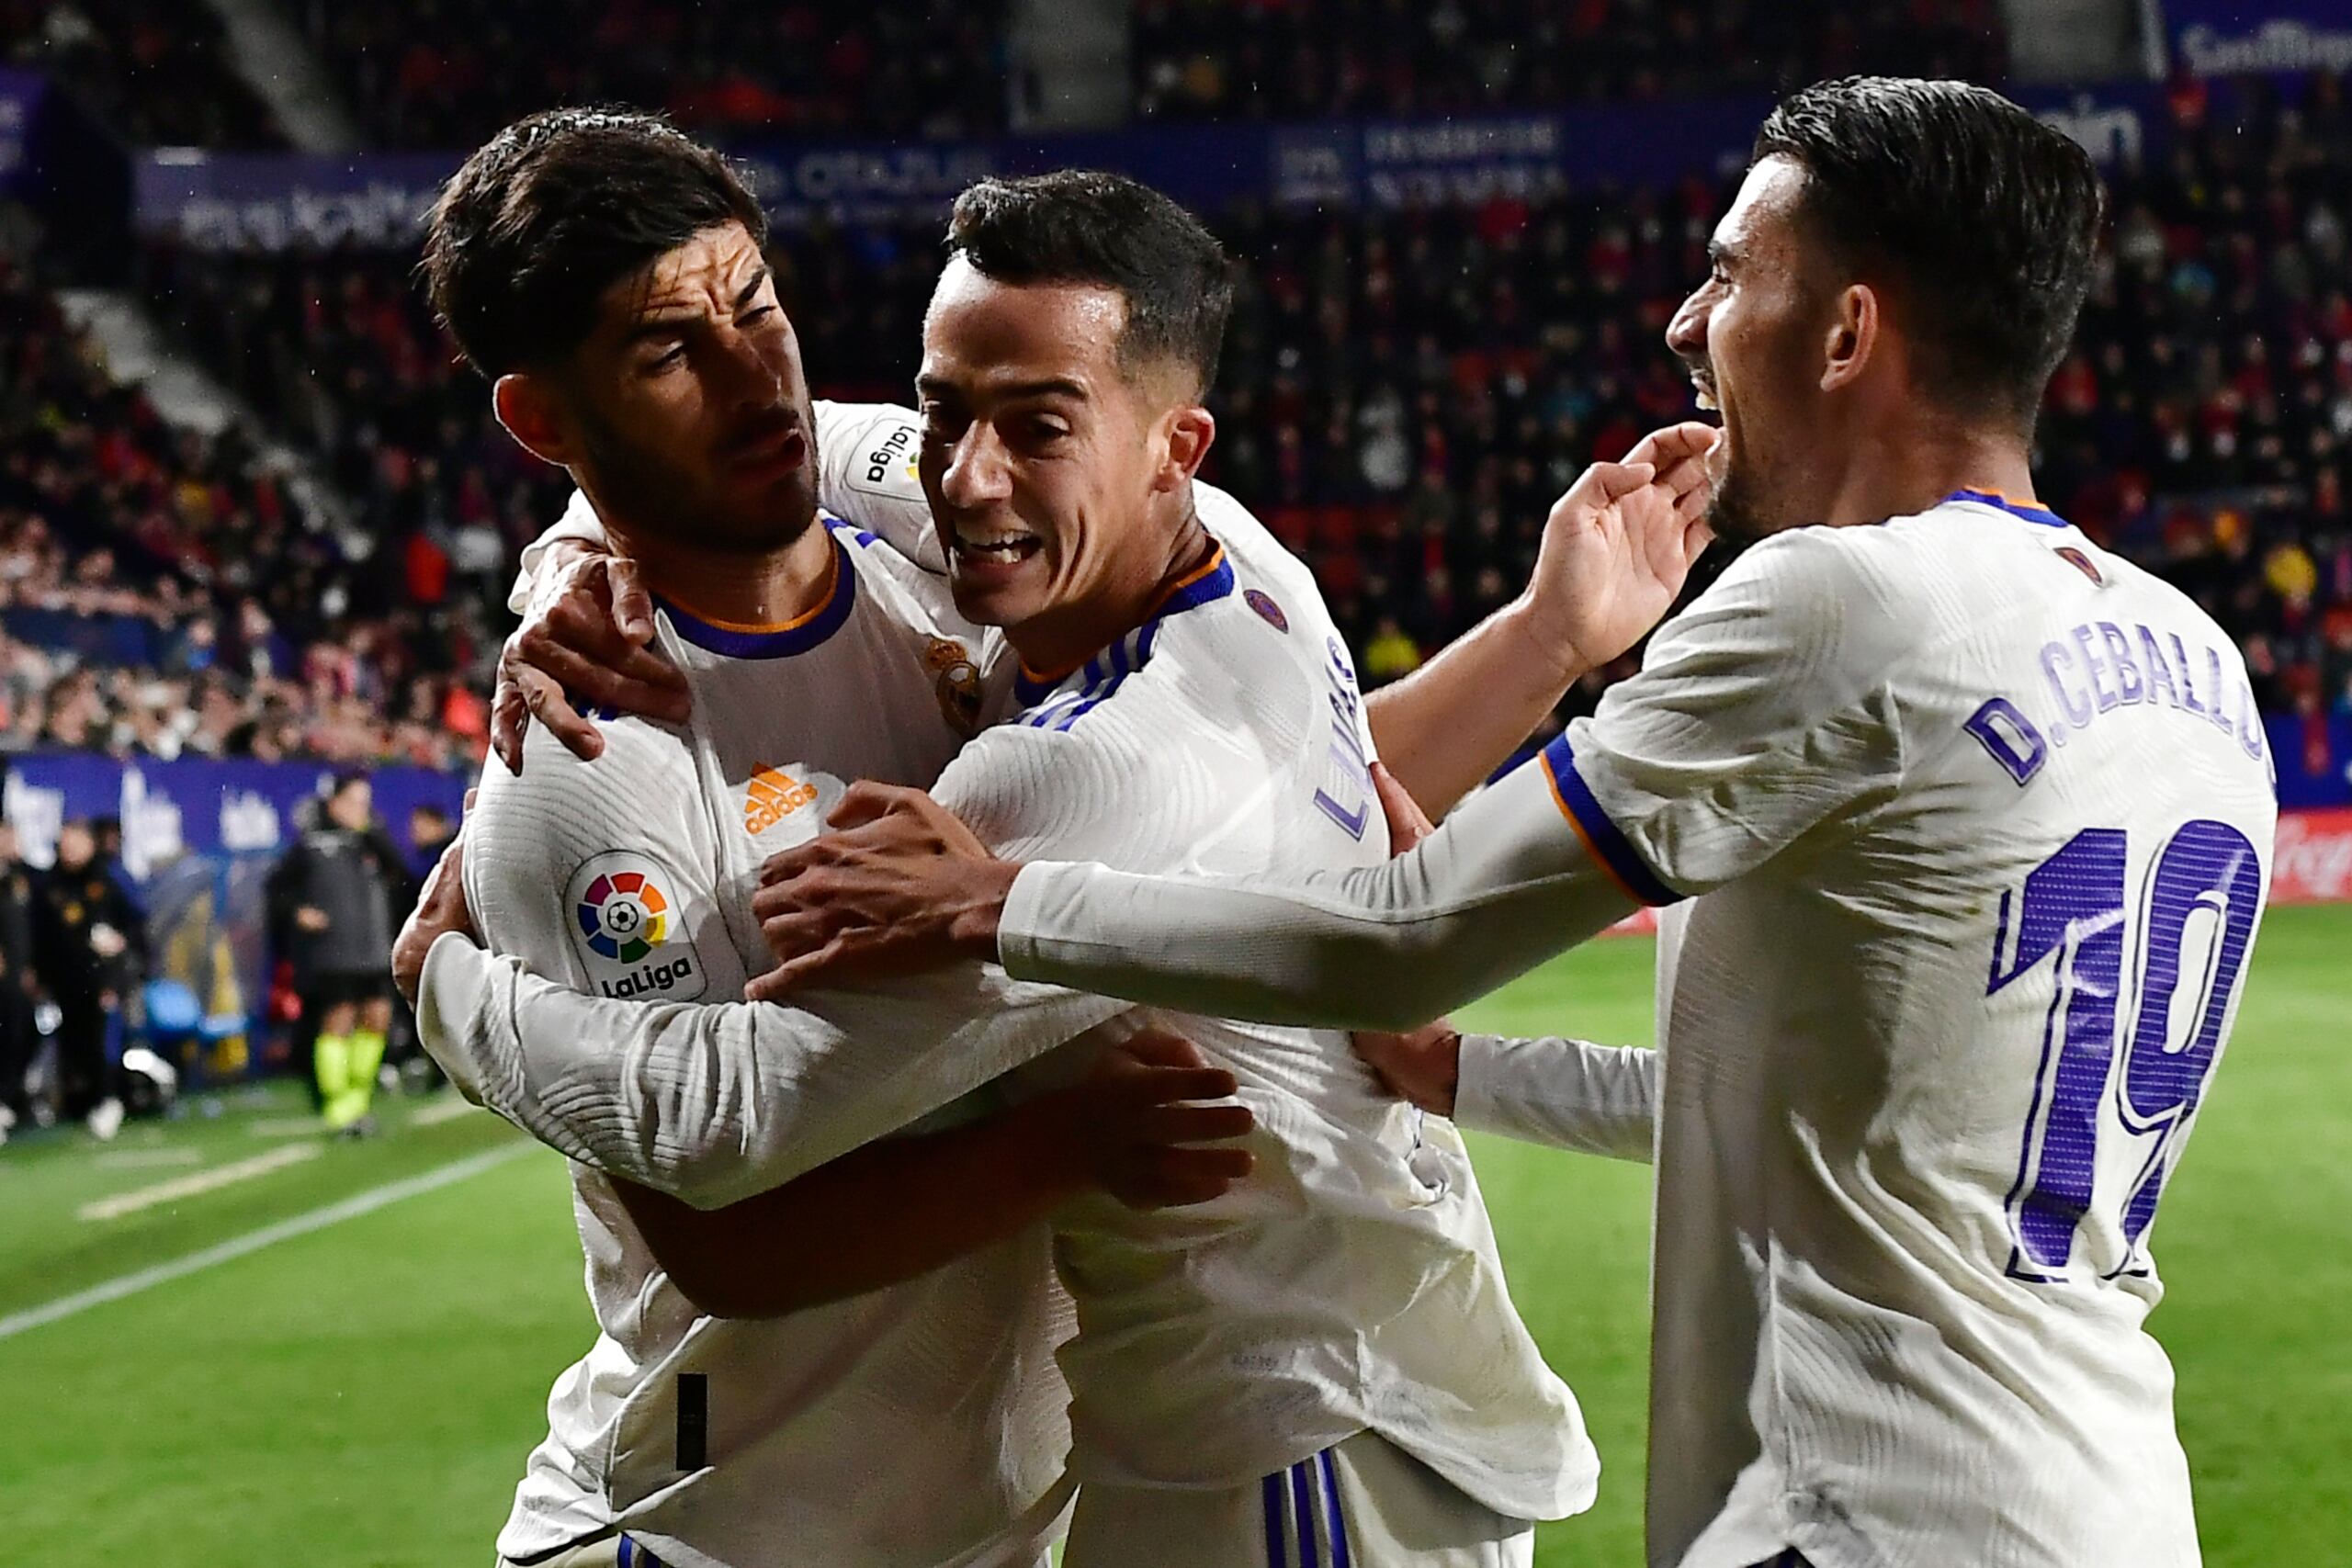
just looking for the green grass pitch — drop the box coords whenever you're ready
[3,903,2346,1565]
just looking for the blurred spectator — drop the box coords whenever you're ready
[0,818,35,1144]
[266,774,406,1134]
[32,817,143,1140]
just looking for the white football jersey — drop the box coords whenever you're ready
[924,491,1597,1521]
[465,519,1079,1568]
[1543,493,2276,1568]
[984,491,2278,1568]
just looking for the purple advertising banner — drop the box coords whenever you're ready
[2165,1,2352,78]
[0,67,47,197]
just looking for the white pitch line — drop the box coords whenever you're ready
[0,1141,533,1342]
[78,1143,322,1222]
[92,1148,205,1170]
[407,1096,482,1129]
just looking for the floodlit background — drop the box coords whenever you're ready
[0,1,2347,1562]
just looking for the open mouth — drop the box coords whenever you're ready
[729,423,808,476]
[950,526,1044,568]
[1690,376,1719,413]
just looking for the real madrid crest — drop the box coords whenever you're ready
[925,637,984,737]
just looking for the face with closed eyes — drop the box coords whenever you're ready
[914,255,1212,663]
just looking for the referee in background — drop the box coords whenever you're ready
[267,773,407,1135]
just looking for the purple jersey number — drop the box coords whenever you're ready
[1988,819,2262,1281]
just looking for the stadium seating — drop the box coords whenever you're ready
[1133,0,2008,122]
[0,0,285,148]
[0,238,492,767]
[296,0,1013,149]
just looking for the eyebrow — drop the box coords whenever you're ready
[624,266,773,342]
[916,373,1089,401]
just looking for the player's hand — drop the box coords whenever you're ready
[1371,761,1433,854]
[1031,1030,1255,1210]
[492,540,690,774]
[745,782,1015,999]
[1351,1021,1463,1116]
[392,830,476,1009]
[294,906,330,934]
[1520,422,1718,678]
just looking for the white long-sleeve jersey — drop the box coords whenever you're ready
[456,437,1113,1565]
[429,452,1605,1524]
[982,495,2278,1568]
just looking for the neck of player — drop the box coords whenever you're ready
[603,511,838,630]
[1817,410,2042,528]
[1006,504,1217,678]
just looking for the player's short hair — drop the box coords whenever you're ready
[1753,76,2104,433]
[944,171,1236,400]
[422,107,767,378]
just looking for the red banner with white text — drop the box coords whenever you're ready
[2271,807,2352,905]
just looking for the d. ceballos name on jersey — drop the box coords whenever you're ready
[599,953,698,999]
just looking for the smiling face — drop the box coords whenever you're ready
[1665,156,1844,543]
[507,221,819,555]
[915,255,1209,657]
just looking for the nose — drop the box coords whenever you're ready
[712,321,785,411]
[1665,287,1708,361]
[938,423,1012,510]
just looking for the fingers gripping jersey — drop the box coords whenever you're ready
[929,491,1597,1521]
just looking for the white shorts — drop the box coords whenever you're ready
[1062,1431,1535,1568]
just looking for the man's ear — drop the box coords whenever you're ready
[1155,403,1216,493]
[1819,282,1880,396]
[492,372,573,468]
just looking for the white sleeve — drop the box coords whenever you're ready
[417,932,1124,1210]
[1453,1034,1657,1162]
[995,529,1909,1028]
[508,489,609,614]
[812,400,944,571]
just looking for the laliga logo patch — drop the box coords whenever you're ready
[566,852,707,1000]
[1245,588,1289,634]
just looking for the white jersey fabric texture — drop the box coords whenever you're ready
[989,495,2278,1568]
[460,435,1090,1565]
[428,460,1603,1527]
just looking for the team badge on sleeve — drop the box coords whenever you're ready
[1245,588,1289,634]
[565,852,707,1000]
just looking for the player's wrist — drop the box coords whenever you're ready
[1500,592,1595,693]
[946,860,1019,959]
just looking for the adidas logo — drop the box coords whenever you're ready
[745,764,819,835]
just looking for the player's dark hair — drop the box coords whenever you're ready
[944,171,1236,398]
[422,107,767,378]
[1753,76,2105,433]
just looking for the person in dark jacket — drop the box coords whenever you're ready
[0,819,40,1144]
[32,818,146,1140]
[267,773,406,1134]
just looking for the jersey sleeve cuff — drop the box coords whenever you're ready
[1537,734,1685,908]
[413,931,526,1114]
[996,860,1066,979]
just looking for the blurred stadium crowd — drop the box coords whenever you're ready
[0,0,2346,766]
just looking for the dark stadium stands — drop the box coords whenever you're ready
[294,0,1013,149]
[0,241,492,767]
[1133,0,2008,122]
[0,0,285,148]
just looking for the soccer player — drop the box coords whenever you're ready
[416,112,1271,1568]
[410,172,1708,1565]
[740,83,2279,1568]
